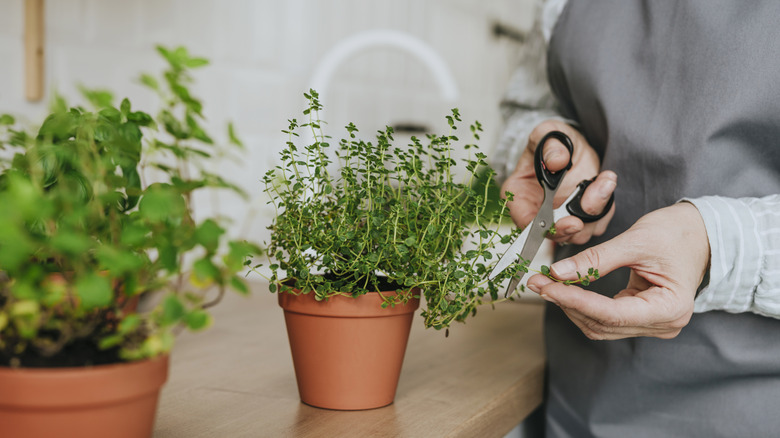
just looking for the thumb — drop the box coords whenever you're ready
[549,237,633,282]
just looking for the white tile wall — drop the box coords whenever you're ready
[0,0,535,245]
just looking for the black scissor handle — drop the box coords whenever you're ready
[534,131,574,191]
[566,178,615,223]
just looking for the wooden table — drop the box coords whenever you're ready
[153,282,545,438]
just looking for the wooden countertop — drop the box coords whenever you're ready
[153,282,545,438]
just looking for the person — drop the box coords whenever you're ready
[492,1,780,436]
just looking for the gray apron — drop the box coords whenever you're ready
[545,2,780,437]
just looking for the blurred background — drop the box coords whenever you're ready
[0,0,535,245]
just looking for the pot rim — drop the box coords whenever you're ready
[0,355,169,409]
[278,288,420,318]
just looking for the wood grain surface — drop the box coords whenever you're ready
[153,282,545,438]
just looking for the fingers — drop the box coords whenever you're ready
[549,239,630,282]
[528,121,575,173]
[580,171,617,216]
[503,119,605,230]
[501,173,542,228]
[526,274,688,340]
[547,170,617,244]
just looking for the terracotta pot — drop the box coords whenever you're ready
[279,289,420,410]
[0,355,169,438]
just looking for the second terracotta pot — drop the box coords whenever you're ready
[0,355,169,438]
[279,288,420,410]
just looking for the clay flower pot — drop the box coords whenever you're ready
[279,289,420,410]
[0,355,169,438]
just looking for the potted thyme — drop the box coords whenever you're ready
[261,90,526,410]
[0,46,258,438]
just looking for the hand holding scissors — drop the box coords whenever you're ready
[489,130,615,297]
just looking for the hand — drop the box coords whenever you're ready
[501,120,617,245]
[526,202,711,340]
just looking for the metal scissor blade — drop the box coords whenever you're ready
[502,211,551,297]
[488,224,532,281]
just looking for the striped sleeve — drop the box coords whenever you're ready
[685,195,780,318]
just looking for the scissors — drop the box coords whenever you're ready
[488,131,614,297]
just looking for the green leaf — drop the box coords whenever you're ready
[79,85,114,109]
[96,246,145,275]
[50,233,93,255]
[158,244,178,272]
[139,73,159,91]
[0,114,14,125]
[120,223,150,246]
[193,257,220,284]
[118,314,142,334]
[195,219,225,253]
[184,309,212,331]
[37,110,79,142]
[10,300,39,316]
[99,334,124,349]
[120,98,132,116]
[225,241,259,271]
[230,276,250,295]
[160,295,186,326]
[76,273,113,310]
[227,122,243,147]
[541,265,551,276]
[138,184,187,222]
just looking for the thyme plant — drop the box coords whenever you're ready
[262,91,529,330]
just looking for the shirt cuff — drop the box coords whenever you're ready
[683,196,764,315]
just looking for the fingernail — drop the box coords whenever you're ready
[563,226,578,234]
[527,283,540,294]
[540,294,559,305]
[598,179,616,200]
[551,259,576,277]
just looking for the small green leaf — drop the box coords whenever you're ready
[79,85,114,109]
[195,219,225,253]
[227,122,243,147]
[50,233,93,255]
[139,73,159,91]
[99,334,124,350]
[230,276,250,295]
[76,273,113,310]
[118,314,142,334]
[158,244,178,272]
[0,114,14,125]
[184,309,212,331]
[121,224,150,246]
[10,300,39,316]
[138,184,187,222]
[193,257,220,284]
[160,295,186,326]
